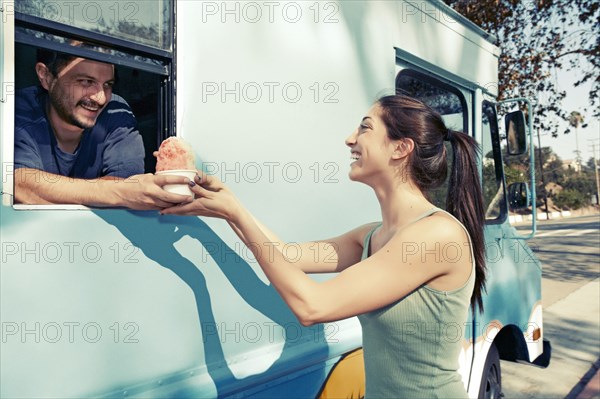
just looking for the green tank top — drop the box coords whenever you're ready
[357,208,475,399]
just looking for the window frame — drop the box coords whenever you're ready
[395,68,470,210]
[395,68,469,134]
[481,100,508,224]
[6,4,176,209]
[15,12,173,65]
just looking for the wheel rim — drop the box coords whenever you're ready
[485,363,501,399]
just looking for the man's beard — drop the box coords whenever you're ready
[48,84,99,130]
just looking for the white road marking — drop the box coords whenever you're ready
[569,229,599,237]
[535,230,568,237]
[533,229,598,238]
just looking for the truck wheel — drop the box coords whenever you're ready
[478,343,502,399]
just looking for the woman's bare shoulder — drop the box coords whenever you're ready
[334,222,381,250]
[399,211,469,244]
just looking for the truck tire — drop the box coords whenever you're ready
[478,343,502,399]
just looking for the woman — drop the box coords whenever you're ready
[162,95,486,398]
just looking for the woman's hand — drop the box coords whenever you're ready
[160,172,242,220]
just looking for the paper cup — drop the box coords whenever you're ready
[156,170,197,197]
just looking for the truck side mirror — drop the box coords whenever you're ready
[505,111,527,155]
[507,182,531,211]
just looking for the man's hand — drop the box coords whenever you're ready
[111,173,194,210]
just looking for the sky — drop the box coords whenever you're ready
[543,67,600,164]
[532,6,600,165]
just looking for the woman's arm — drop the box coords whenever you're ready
[228,216,374,273]
[163,172,369,273]
[230,206,468,325]
[162,174,472,326]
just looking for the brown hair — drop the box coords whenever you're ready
[36,41,94,77]
[377,94,486,312]
[36,48,77,77]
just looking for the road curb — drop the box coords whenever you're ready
[568,358,600,399]
[510,207,600,225]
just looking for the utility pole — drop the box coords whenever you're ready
[569,111,585,174]
[537,128,550,220]
[590,141,600,206]
[575,124,582,173]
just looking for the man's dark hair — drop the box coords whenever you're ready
[36,48,77,76]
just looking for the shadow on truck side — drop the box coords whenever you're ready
[95,210,329,397]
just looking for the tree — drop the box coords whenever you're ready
[547,154,596,209]
[553,189,589,210]
[567,111,585,129]
[585,157,597,172]
[545,153,566,183]
[444,0,600,136]
[566,110,587,168]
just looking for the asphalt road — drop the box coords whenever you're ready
[501,214,600,398]
[518,215,600,306]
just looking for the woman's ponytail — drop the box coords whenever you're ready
[446,130,486,312]
[377,95,487,313]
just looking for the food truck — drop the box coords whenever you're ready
[0,1,549,397]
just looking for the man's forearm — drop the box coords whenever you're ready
[14,168,122,206]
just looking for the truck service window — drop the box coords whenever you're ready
[11,1,175,207]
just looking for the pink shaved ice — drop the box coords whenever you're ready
[155,137,195,172]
